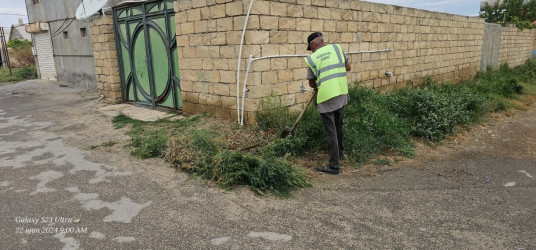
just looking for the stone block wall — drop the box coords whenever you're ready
[90,16,121,104]
[499,27,535,67]
[174,0,485,124]
[533,30,536,51]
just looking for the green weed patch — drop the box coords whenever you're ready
[258,59,536,165]
[0,65,37,83]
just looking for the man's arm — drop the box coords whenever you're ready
[345,59,351,72]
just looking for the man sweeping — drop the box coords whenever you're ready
[304,32,351,175]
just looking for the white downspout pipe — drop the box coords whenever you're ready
[240,55,254,125]
[236,0,254,124]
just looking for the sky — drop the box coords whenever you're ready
[365,0,483,17]
[0,0,483,28]
[0,0,29,28]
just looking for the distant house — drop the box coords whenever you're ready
[9,19,32,42]
[25,0,96,86]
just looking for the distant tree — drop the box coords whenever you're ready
[6,39,34,67]
[480,0,536,29]
[6,39,32,49]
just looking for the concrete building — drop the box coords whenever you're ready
[25,0,96,87]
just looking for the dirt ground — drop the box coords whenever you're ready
[1,80,534,249]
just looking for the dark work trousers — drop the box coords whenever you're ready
[320,106,345,168]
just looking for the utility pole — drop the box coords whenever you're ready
[0,27,12,76]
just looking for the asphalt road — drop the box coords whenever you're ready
[1,80,535,249]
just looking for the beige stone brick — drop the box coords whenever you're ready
[182,102,195,114]
[234,15,259,30]
[210,4,226,18]
[206,94,221,106]
[270,58,287,70]
[280,94,296,106]
[251,0,270,15]
[247,85,272,99]
[187,9,201,22]
[252,59,270,72]
[192,0,207,8]
[261,71,278,84]
[226,2,244,16]
[273,83,288,95]
[194,20,208,33]
[287,4,304,17]
[186,92,200,104]
[279,18,296,30]
[336,21,348,32]
[211,33,227,45]
[220,71,236,84]
[324,20,337,32]
[270,2,287,16]
[259,44,278,56]
[182,47,196,58]
[293,68,307,80]
[217,17,233,31]
[214,83,230,96]
[341,10,355,21]
[244,98,261,112]
[288,31,306,44]
[214,107,231,119]
[180,22,195,35]
[226,31,243,45]
[245,31,269,44]
[220,46,236,58]
[304,6,318,18]
[221,96,237,109]
[280,44,296,55]
[245,111,257,124]
[287,57,304,69]
[278,70,294,82]
[312,0,326,7]
[260,16,279,30]
[318,9,330,19]
[296,19,311,31]
[270,31,287,44]
[326,0,338,8]
[181,81,193,92]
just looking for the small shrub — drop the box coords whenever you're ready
[130,128,168,158]
[0,65,37,82]
[256,92,294,132]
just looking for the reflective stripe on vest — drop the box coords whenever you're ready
[305,44,348,103]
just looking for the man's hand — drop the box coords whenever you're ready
[345,60,351,72]
[309,79,317,89]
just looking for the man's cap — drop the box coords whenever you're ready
[307,32,322,51]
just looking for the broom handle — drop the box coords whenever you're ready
[289,90,317,132]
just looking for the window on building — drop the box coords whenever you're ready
[80,28,87,37]
[63,31,69,39]
[33,0,40,4]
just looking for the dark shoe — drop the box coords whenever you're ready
[315,166,339,175]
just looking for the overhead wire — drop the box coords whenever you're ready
[50,18,75,37]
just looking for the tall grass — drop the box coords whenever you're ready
[0,65,37,83]
[258,59,536,165]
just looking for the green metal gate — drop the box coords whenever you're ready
[113,0,181,109]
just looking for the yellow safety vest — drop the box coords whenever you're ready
[304,44,348,104]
